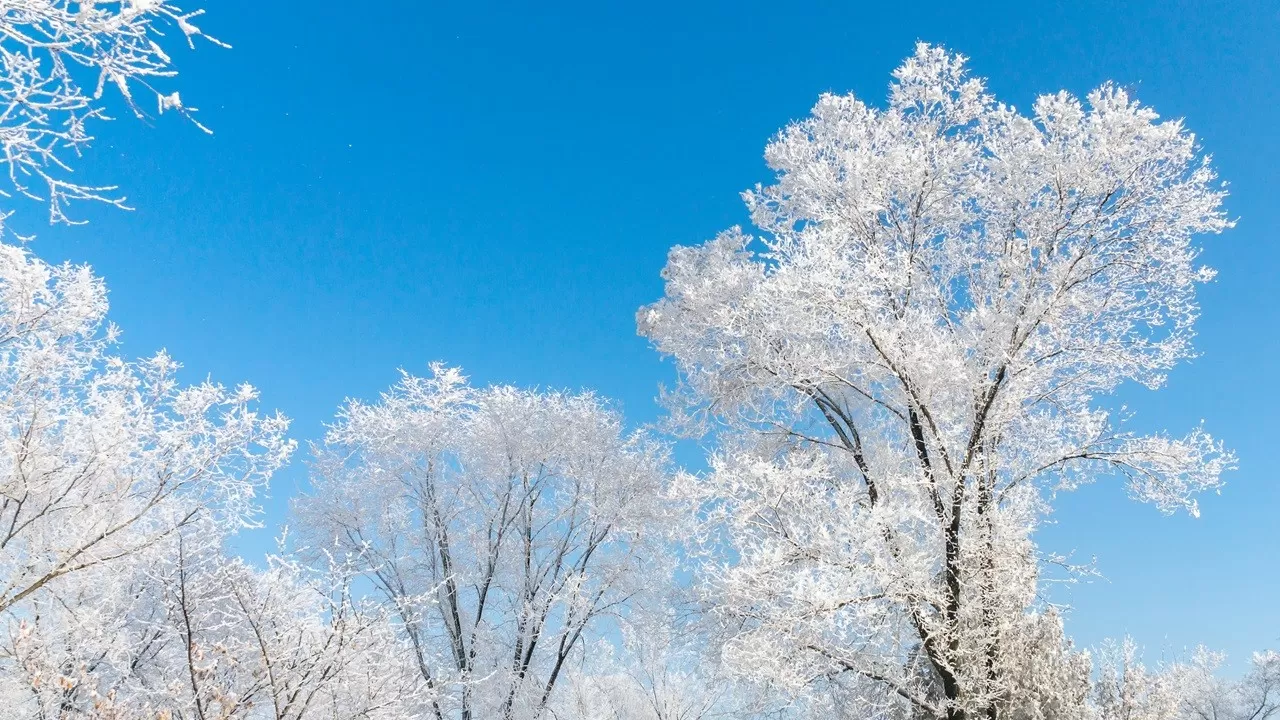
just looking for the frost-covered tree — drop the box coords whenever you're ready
[181,546,434,719]
[1171,649,1280,720]
[1093,638,1183,720]
[0,240,293,617]
[639,43,1234,720]
[294,366,670,720]
[550,606,775,720]
[2,524,433,718]
[1094,641,1280,720]
[0,0,222,225]
[0,238,296,714]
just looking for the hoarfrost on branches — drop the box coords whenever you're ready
[295,365,672,720]
[1,526,435,718]
[0,240,293,616]
[1094,640,1280,720]
[0,241,432,717]
[0,23,1269,720]
[639,43,1236,720]
[0,0,223,225]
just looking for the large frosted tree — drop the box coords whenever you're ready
[639,44,1234,720]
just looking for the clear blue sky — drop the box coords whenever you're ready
[29,0,1278,670]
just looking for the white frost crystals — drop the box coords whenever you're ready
[295,365,672,720]
[0,0,223,225]
[0,27,1266,720]
[0,241,293,616]
[640,43,1236,719]
[0,241,300,716]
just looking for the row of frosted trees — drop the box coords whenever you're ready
[0,4,1274,719]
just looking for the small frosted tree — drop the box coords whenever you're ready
[295,366,671,720]
[640,43,1234,720]
[1094,641,1280,720]
[2,525,434,718]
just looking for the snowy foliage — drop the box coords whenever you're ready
[0,26,1269,720]
[639,43,1236,719]
[1095,640,1280,720]
[0,240,293,616]
[0,0,222,225]
[295,366,672,720]
[1,527,434,718]
[0,241,437,717]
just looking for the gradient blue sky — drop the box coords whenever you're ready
[29,0,1278,670]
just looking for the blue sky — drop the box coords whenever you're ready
[29,0,1278,670]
